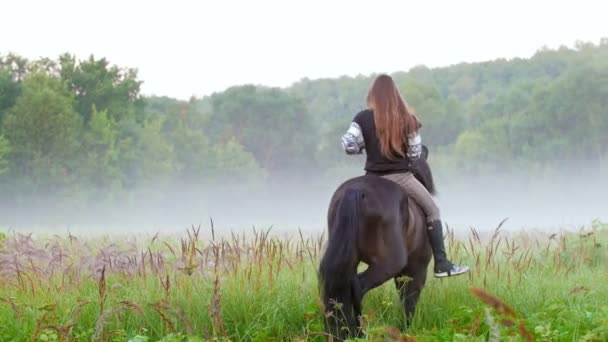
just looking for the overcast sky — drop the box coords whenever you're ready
[2,0,606,99]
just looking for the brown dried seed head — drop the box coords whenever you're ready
[499,318,514,327]
[470,287,517,318]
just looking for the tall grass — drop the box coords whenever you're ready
[0,220,607,341]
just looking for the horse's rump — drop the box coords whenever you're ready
[320,174,432,339]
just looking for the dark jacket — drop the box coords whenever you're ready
[341,109,437,194]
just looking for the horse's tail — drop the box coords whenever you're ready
[319,188,363,325]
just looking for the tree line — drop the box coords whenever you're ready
[0,39,607,213]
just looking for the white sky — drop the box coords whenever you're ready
[1,0,606,99]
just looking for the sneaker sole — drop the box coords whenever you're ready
[434,269,470,278]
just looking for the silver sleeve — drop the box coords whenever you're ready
[341,122,364,154]
[407,131,422,159]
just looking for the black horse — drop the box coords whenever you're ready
[319,147,436,340]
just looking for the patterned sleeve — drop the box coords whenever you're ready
[407,130,422,159]
[341,122,365,154]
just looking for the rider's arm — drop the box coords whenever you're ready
[341,122,364,155]
[407,130,422,160]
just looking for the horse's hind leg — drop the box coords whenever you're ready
[352,276,362,317]
[394,261,429,329]
[351,276,364,337]
[358,262,405,298]
[357,227,408,297]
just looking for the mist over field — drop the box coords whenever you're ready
[1,169,606,236]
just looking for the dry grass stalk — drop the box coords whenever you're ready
[70,300,93,326]
[569,286,590,295]
[161,274,171,303]
[91,265,110,342]
[29,302,75,342]
[30,311,51,341]
[179,227,199,275]
[42,325,74,342]
[24,272,36,298]
[98,265,107,314]
[209,275,226,337]
[469,312,482,335]
[163,241,176,258]
[0,296,22,319]
[148,247,155,274]
[150,301,177,334]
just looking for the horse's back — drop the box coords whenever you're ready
[329,175,406,223]
[331,175,406,202]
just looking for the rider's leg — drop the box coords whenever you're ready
[426,220,469,278]
[381,172,469,278]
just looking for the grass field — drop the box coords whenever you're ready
[0,219,607,342]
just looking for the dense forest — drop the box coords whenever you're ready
[0,39,607,224]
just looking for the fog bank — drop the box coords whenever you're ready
[1,171,606,237]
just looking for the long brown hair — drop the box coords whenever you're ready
[366,74,419,160]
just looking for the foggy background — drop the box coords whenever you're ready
[1,170,606,236]
[1,2,607,237]
[1,44,607,237]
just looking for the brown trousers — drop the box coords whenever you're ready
[381,172,441,223]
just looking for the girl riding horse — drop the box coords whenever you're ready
[341,74,469,278]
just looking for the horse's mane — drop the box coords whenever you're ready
[412,145,437,195]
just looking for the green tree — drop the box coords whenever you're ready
[140,117,175,185]
[211,137,267,182]
[80,106,121,194]
[397,77,464,146]
[451,118,513,175]
[168,118,213,183]
[209,85,317,174]
[0,69,20,122]
[59,54,144,123]
[0,53,29,82]
[2,72,82,197]
[0,135,10,176]
[535,64,608,172]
